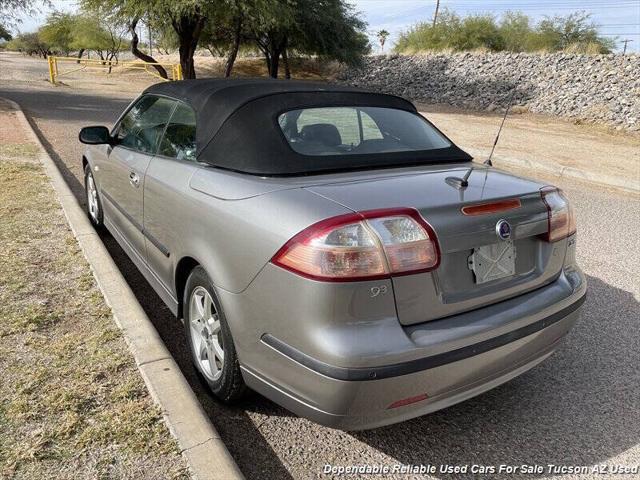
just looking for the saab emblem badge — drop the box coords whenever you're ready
[496,219,511,240]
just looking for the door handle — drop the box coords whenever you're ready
[129,171,140,188]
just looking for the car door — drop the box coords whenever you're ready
[143,101,199,298]
[100,95,177,261]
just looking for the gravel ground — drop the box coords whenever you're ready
[341,53,640,133]
[1,52,638,480]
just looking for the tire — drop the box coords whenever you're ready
[84,163,104,229]
[183,266,246,403]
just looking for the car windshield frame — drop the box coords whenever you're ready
[277,106,452,158]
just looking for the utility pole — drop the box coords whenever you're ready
[432,0,440,27]
[622,39,633,55]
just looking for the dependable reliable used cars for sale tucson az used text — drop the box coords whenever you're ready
[79,79,586,430]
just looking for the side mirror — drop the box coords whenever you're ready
[79,126,112,145]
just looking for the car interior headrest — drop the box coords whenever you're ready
[300,123,342,146]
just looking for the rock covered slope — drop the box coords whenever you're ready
[339,53,639,132]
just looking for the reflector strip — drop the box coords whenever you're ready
[387,393,429,409]
[461,198,521,216]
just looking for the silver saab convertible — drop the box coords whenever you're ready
[79,79,586,430]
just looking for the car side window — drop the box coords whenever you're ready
[115,96,176,155]
[157,103,197,162]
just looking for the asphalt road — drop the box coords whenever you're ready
[1,53,639,480]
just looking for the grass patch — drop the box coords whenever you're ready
[0,147,188,478]
[0,143,39,160]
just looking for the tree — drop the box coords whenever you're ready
[394,8,614,54]
[0,24,12,40]
[0,0,41,29]
[205,0,291,78]
[198,0,247,77]
[499,11,530,52]
[395,9,460,53]
[248,0,294,78]
[219,0,245,77]
[151,21,179,54]
[81,0,224,79]
[377,29,389,52]
[207,0,368,79]
[81,0,368,79]
[127,16,168,78]
[451,14,504,51]
[6,31,51,57]
[39,11,75,56]
[281,0,370,77]
[72,13,126,67]
[537,11,614,53]
[169,6,206,79]
[89,0,213,79]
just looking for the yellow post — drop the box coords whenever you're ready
[47,56,55,84]
[176,63,183,80]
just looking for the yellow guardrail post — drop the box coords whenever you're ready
[47,56,55,84]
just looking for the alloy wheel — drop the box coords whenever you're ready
[189,286,224,381]
[86,172,99,222]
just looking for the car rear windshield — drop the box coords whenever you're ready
[278,106,451,156]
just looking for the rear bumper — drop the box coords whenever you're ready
[260,294,584,382]
[234,267,586,430]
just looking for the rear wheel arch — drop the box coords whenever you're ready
[175,256,201,319]
[182,265,247,402]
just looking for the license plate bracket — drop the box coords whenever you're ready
[468,241,516,284]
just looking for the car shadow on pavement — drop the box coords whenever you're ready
[94,230,296,480]
[351,275,640,478]
[28,116,87,198]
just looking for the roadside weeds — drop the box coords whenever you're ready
[0,101,189,479]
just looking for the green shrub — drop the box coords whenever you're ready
[395,9,614,54]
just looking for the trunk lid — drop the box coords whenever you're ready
[305,165,567,325]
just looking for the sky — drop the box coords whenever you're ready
[351,0,640,52]
[15,0,640,53]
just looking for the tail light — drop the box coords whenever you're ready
[540,187,576,242]
[271,208,440,282]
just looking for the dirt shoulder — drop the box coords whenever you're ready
[0,51,338,95]
[0,100,188,478]
[418,105,640,192]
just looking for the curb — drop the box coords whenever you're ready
[3,98,244,480]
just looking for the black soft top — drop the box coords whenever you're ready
[144,78,471,176]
